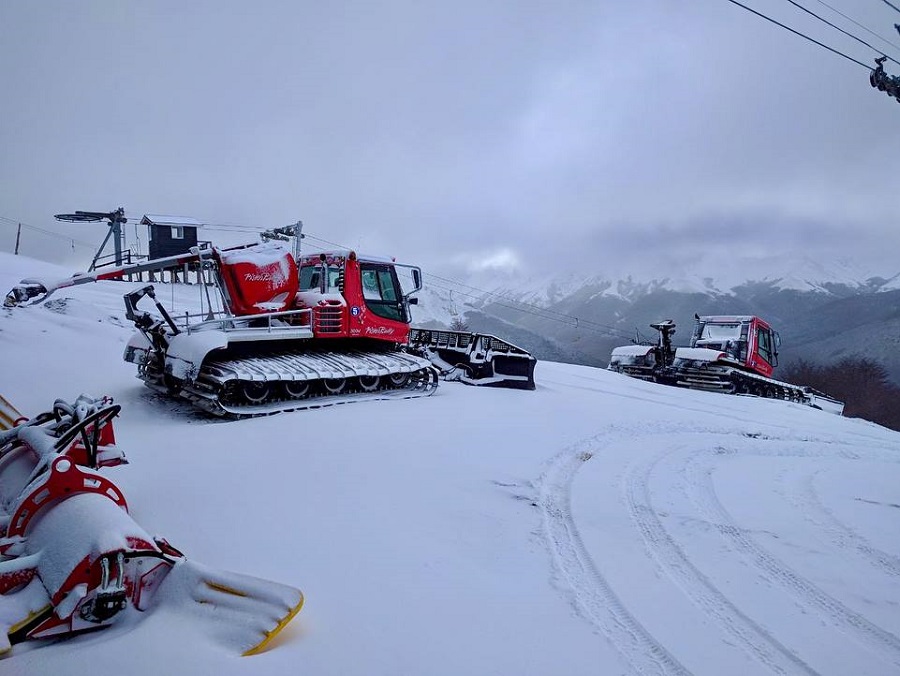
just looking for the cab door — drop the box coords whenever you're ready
[752,324,778,377]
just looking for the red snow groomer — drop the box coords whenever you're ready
[0,395,302,656]
[6,241,441,416]
[6,221,537,414]
[608,315,844,414]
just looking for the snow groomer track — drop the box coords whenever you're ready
[535,417,900,675]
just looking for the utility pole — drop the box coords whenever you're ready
[293,220,303,260]
[14,223,21,255]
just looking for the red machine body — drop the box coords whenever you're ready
[203,246,415,344]
[217,245,300,316]
[685,315,779,378]
[293,251,413,344]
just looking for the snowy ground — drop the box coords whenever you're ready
[1,253,899,675]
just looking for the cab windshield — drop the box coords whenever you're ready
[299,265,342,292]
[694,320,749,361]
[700,323,742,341]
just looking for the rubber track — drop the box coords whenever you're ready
[676,364,805,401]
[142,349,438,417]
[202,348,433,384]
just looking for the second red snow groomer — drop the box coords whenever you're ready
[609,314,844,414]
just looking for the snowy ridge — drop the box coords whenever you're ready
[879,272,900,293]
[433,255,900,314]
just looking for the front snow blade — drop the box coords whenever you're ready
[0,395,24,430]
[158,559,304,656]
[801,387,845,416]
[409,328,536,390]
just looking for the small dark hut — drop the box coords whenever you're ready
[141,214,203,259]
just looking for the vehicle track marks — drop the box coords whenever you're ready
[536,423,900,675]
[625,442,816,675]
[686,445,900,670]
[537,434,690,676]
[778,468,900,578]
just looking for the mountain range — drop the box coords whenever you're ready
[412,260,900,384]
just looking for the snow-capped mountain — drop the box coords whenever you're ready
[468,256,897,311]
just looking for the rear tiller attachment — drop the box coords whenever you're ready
[408,328,536,390]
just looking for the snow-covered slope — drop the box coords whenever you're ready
[2,255,900,675]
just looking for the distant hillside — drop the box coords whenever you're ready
[419,268,900,385]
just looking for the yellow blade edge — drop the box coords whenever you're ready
[0,394,23,431]
[205,581,248,598]
[3,604,54,656]
[242,592,305,657]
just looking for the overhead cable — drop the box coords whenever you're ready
[783,0,900,66]
[0,214,98,250]
[724,0,871,69]
[812,0,900,53]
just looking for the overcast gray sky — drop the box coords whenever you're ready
[1,0,898,286]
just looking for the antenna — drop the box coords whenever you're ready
[55,207,128,271]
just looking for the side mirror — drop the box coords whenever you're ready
[412,269,421,290]
[408,297,419,305]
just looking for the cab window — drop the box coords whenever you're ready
[756,328,775,365]
[361,265,403,321]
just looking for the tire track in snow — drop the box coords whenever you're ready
[535,423,900,675]
[685,445,900,671]
[537,437,690,676]
[778,468,900,578]
[624,442,816,675]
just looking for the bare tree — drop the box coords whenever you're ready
[783,357,900,431]
[449,315,470,332]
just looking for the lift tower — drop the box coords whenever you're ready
[55,207,128,271]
